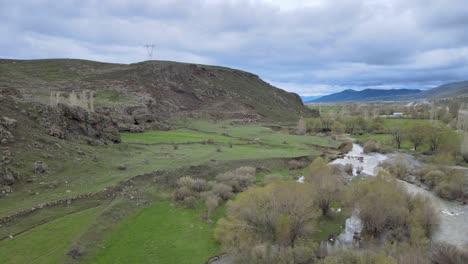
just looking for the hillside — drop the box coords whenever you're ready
[0,59,316,131]
[313,88,422,102]
[416,80,468,99]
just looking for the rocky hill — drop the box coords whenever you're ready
[0,59,316,131]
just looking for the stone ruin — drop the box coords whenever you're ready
[50,90,95,112]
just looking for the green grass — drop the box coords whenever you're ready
[382,118,443,129]
[184,120,340,149]
[94,89,139,107]
[311,207,348,241]
[0,138,318,217]
[0,206,100,264]
[91,201,222,264]
[121,129,242,144]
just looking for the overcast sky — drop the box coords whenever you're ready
[1,0,467,96]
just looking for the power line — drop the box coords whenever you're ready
[144,44,157,60]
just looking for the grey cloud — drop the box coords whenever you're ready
[0,0,467,95]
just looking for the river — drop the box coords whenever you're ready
[331,144,468,247]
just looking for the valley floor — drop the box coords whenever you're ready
[0,120,341,264]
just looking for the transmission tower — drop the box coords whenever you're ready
[144,44,157,60]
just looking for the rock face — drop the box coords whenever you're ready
[40,104,121,143]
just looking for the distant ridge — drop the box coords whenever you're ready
[312,80,468,102]
[313,88,422,102]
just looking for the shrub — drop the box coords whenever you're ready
[212,183,233,200]
[176,176,196,188]
[356,166,363,174]
[363,139,382,153]
[191,178,209,192]
[344,163,353,175]
[216,167,256,192]
[172,186,193,201]
[68,242,83,259]
[431,242,468,264]
[205,195,219,219]
[182,196,197,209]
[340,141,353,153]
[117,164,127,171]
[423,170,446,188]
[383,155,411,179]
[432,152,455,166]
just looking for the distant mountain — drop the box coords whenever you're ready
[313,88,422,102]
[312,80,468,102]
[301,96,321,102]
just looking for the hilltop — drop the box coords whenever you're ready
[0,59,316,131]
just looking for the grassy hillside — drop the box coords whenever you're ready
[0,59,316,124]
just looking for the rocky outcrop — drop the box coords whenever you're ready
[33,161,48,174]
[40,104,121,143]
[0,116,16,145]
[0,163,19,186]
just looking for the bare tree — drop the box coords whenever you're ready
[391,127,403,149]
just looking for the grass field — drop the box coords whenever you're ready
[121,129,243,144]
[91,201,223,264]
[183,120,341,148]
[0,207,100,264]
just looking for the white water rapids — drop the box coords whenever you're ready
[329,144,468,247]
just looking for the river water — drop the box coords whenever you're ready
[330,144,468,247]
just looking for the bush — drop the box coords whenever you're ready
[363,139,382,153]
[344,163,353,175]
[432,152,455,166]
[212,183,233,200]
[382,156,411,179]
[205,195,219,219]
[356,166,363,174]
[182,196,197,209]
[216,167,256,192]
[172,186,193,201]
[423,170,446,188]
[191,178,209,192]
[431,242,468,264]
[176,176,195,188]
[340,141,353,153]
[68,242,83,259]
[117,164,127,171]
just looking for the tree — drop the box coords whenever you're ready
[306,157,343,217]
[347,173,439,239]
[205,195,219,220]
[215,182,319,263]
[296,117,307,135]
[391,127,403,149]
[406,124,426,151]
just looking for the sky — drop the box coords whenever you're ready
[1,0,468,96]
